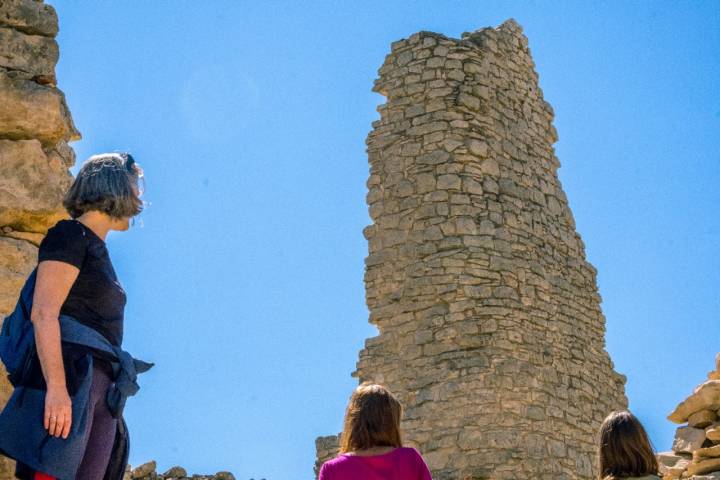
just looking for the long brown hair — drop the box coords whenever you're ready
[339,383,403,453]
[598,410,659,480]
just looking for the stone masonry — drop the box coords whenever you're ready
[315,20,628,479]
[0,0,80,477]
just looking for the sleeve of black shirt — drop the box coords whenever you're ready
[38,220,88,268]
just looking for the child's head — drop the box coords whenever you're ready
[597,410,658,480]
[339,383,403,453]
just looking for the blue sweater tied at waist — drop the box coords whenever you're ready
[0,315,152,480]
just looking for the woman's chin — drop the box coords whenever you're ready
[114,218,131,231]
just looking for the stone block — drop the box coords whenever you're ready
[417,150,449,165]
[132,461,157,479]
[479,158,500,177]
[1,229,44,246]
[162,467,187,478]
[687,457,720,476]
[214,473,235,480]
[0,0,58,37]
[0,139,71,232]
[0,236,36,318]
[0,26,58,76]
[0,71,80,145]
[708,425,720,443]
[658,451,691,476]
[695,444,720,461]
[673,426,707,454]
[457,92,480,110]
[710,353,720,381]
[0,456,15,480]
[669,381,720,424]
[691,410,719,429]
[437,174,461,190]
[466,139,488,157]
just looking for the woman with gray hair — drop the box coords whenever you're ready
[0,152,152,480]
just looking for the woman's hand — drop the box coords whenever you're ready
[44,384,72,438]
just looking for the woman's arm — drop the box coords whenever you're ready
[31,260,80,439]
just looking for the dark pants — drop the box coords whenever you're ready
[34,366,118,480]
[75,365,118,480]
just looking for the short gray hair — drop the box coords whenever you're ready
[64,152,144,219]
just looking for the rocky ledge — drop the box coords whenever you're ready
[125,461,237,480]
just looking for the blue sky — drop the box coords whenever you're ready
[50,1,719,478]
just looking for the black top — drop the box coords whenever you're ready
[38,219,126,346]
[23,219,127,393]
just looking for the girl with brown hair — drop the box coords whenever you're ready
[597,410,660,480]
[318,383,432,480]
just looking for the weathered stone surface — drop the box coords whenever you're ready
[1,228,44,246]
[691,410,719,429]
[708,425,720,443]
[673,426,708,454]
[0,27,57,76]
[213,472,235,480]
[126,464,232,480]
[317,19,626,480]
[661,356,720,479]
[132,461,157,478]
[658,451,691,478]
[688,458,720,476]
[315,435,341,478]
[0,4,77,478]
[0,71,80,145]
[669,381,720,424]
[686,473,720,480]
[0,0,58,36]
[48,140,76,168]
[0,139,71,232]
[695,444,720,461]
[709,353,720,381]
[659,451,692,466]
[0,236,36,317]
[162,466,187,478]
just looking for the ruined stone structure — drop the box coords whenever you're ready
[658,353,720,479]
[0,0,79,477]
[316,20,628,479]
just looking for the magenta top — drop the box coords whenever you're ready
[318,447,432,480]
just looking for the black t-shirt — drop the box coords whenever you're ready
[38,219,126,346]
[23,219,127,394]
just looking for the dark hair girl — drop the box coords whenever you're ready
[598,410,660,480]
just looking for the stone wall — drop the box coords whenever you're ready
[0,0,79,477]
[315,19,627,479]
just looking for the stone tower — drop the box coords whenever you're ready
[316,20,627,480]
[0,1,79,477]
